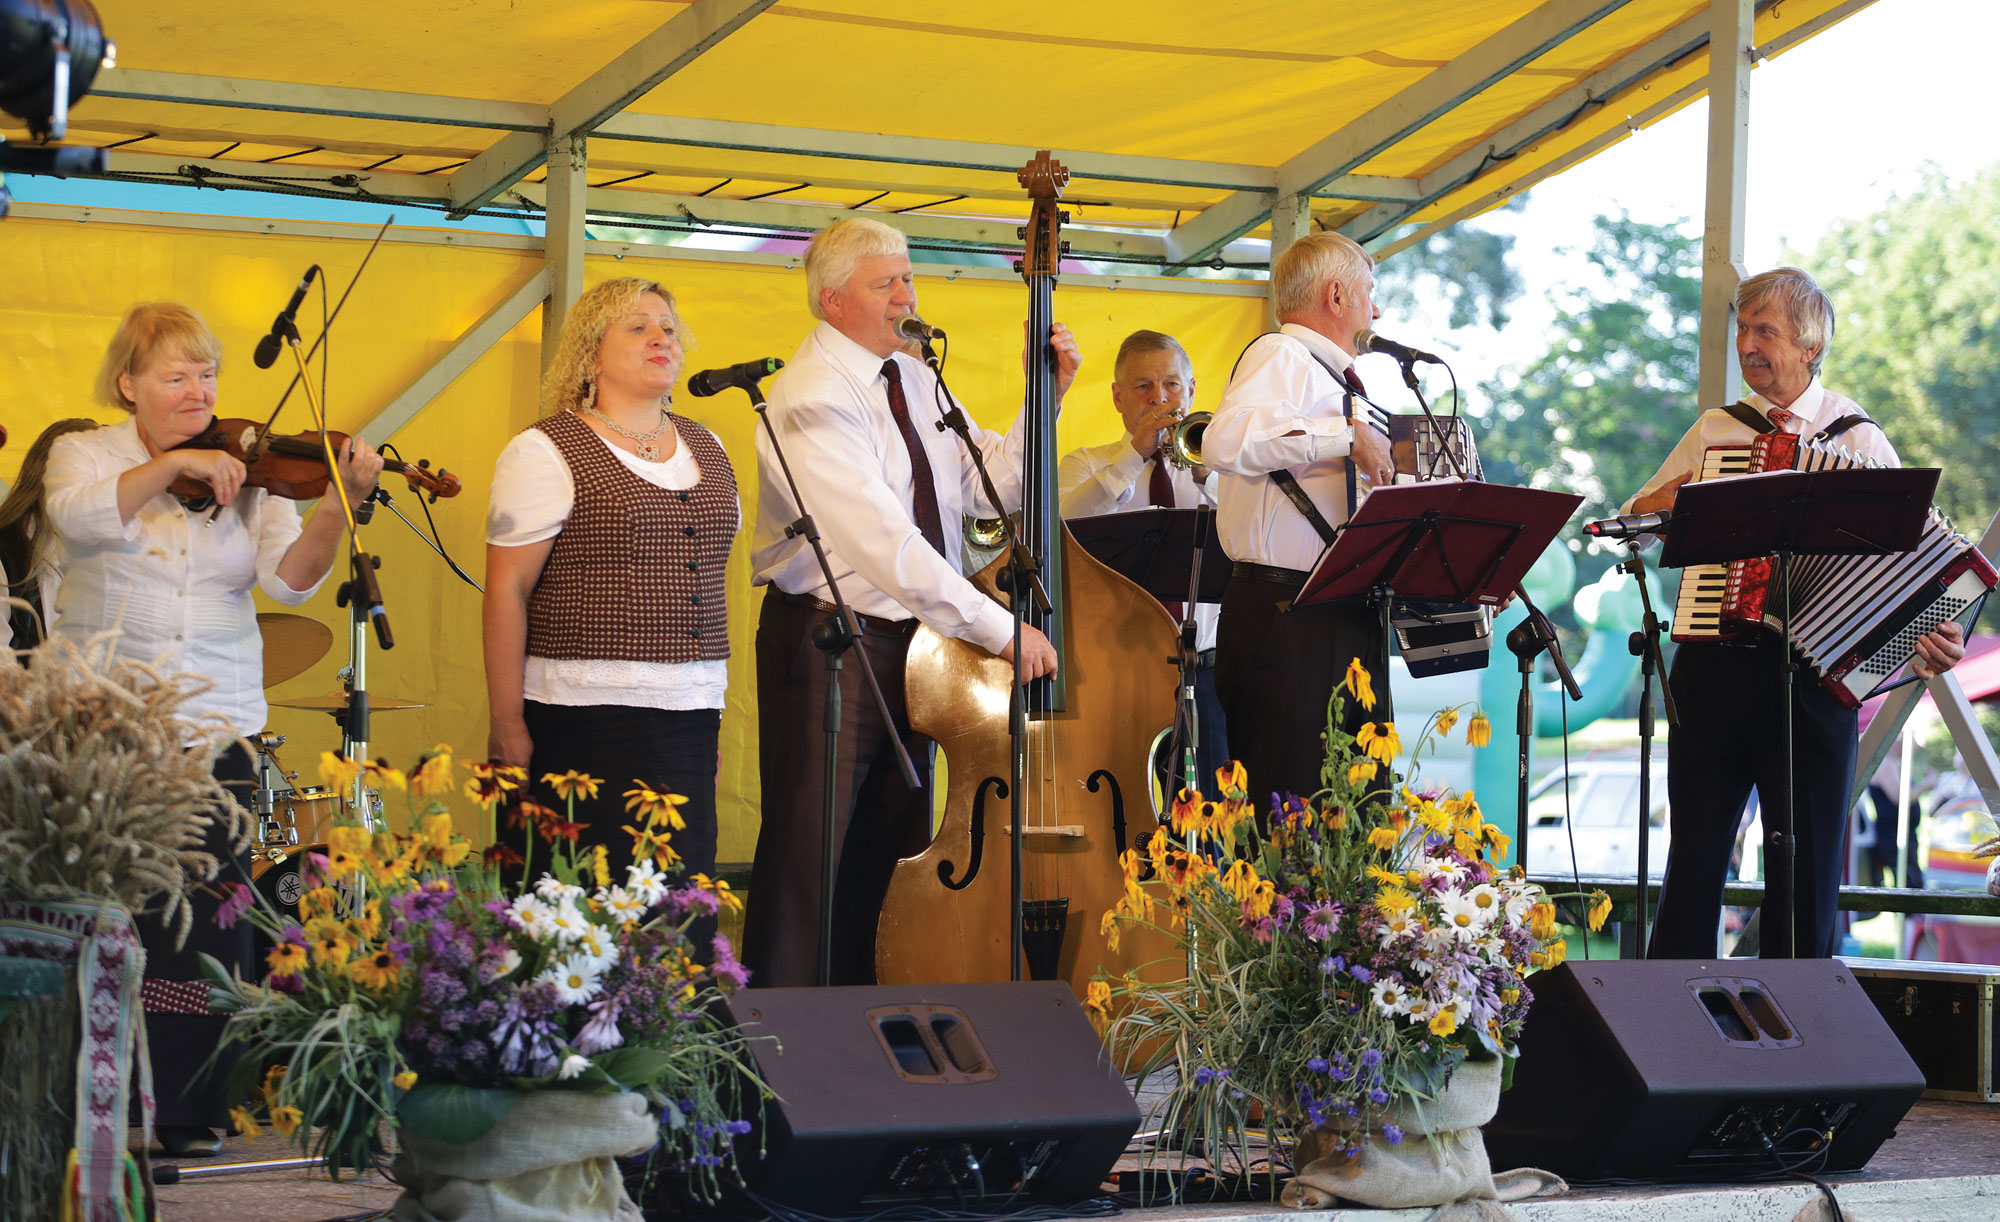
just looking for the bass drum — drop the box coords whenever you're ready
[250,843,327,948]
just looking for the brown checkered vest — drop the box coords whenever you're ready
[524,410,736,663]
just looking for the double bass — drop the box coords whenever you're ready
[874,153,1183,998]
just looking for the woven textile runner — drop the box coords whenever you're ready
[0,899,154,1222]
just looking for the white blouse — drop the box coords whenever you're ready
[485,422,733,711]
[44,416,326,736]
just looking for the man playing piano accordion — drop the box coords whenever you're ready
[1622,267,1964,959]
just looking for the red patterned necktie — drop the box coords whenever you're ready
[880,359,947,557]
[1148,458,1184,621]
[1344,365,1367,397]
[1767,405,1796,432]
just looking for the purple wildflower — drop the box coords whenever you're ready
[213,881,254,929]
[708,934,751,991]
[576,994,626,1055]
[1301,902,1341,941]
[1382,1123,1405,1146]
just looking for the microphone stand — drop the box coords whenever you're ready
[1393,356,1581,873]
[275,316,392,833]
[923,340,1051,983]
[1620,543,1678,954]
[1170,499,1215,799]
[746,377,920,988]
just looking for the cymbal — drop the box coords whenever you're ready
[271,694,427,713]
[258,613,334,688]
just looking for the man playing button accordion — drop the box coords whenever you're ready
[1622,266,1964,959]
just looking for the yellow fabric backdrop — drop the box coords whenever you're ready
[0,214,1266,857]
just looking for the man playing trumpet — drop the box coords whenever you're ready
[1058,329,1228,788]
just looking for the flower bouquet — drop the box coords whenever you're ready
[207,748,768,1218]
[1093,664,1586,1208]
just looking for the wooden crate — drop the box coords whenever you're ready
[1842,957,2000,1103]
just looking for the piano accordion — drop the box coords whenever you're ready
[1669,431,1997,707]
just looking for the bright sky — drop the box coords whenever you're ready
[1435,0,2000,367]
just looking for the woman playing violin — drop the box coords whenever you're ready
[483,278,738,956]
[42,301,383,1155]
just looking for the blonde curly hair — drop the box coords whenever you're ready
[540,277,694,414]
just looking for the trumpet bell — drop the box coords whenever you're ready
[1164,410,1210,469]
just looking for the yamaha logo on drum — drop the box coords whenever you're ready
[275,868,306,908]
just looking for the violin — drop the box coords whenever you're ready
[168,417,461,506]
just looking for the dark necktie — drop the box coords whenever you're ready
[1344,365,1367,397]
[1148,458,1184,621]
[881,359,947,557]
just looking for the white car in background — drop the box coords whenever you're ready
[1524,758,1671,881]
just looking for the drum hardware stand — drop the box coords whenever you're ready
[741,373,919,988]
[1618,545,1678,953]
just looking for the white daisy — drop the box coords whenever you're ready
[533,875,585,903]
[541,952,605,1005]
[625,860,670,907]
[484,945,523,982]
[573,926,618,970]
[602,885,649,925]
[1370,977,1413,1017]
[543,902,592,944]
[508,895,555,940]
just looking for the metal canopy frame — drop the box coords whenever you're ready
[21,2,1879,433]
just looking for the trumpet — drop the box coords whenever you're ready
[1156,410,1210,470]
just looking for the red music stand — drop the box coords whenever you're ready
[1296,482,1581,610]
[1657,464,1937,960]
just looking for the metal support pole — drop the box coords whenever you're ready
[1698,0,1752,408]
[540,132,588,372]
[1268,194,1313,327]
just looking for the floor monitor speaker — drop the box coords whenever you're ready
[1485,959,1924,1181]
[725,981,1136,1208]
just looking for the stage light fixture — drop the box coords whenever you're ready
[1,0,114,142]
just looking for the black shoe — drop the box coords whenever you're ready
[158,1126,221,1157]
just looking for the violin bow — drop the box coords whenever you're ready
[255,216,396,448]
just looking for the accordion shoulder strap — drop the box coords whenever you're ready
[1816,413,1879,443]
[1721,400,1775,432]
[1228,330,1350,543]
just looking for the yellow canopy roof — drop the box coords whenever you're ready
[19,0,1869,265]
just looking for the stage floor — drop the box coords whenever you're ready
[145,1098,2000,1220]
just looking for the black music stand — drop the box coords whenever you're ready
[1659,465,1936,960]
[1297,482,1579,639]
[1067,506,1228,798]
[1066,507,1231,605]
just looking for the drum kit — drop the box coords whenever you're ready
[246,612,423,921]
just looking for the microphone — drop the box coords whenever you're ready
[686,356,784,398]
[893,315,946,343]
[253,266,320,369]
[1357,329,1441,366]
[1583,511,1673,539]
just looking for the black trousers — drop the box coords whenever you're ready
[741,591,934,987]
[511,702,721,956]
[1649,639,1857,959]
[1215,572,1389,806]
[139,742,256,1130]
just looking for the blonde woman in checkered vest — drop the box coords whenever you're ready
[484,278,739,957]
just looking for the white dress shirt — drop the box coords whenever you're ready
[1201,323,1370,571]
[751,321,1027,654]
[1058,433,1221,650]
[1621,379,1898,515]
[44,416,327,736]
[486,423,734,711]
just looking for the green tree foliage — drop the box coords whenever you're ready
[1806,165,2000,532]
[1375,202,1525,330]
[1469,213,1703,523]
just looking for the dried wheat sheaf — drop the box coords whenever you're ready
[1,630,248,946]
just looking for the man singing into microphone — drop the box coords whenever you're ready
[1201,231,1397,803]
[742,216,1080,986]
[1622,266,1963,959]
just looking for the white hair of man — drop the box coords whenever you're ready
[1271,231,1373,320]
[804,217,910,320]
[1737,266,1836,374]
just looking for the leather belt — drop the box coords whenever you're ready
[1196,647,1218,671]
[1231,561,1311,590]
[769,588,920,638]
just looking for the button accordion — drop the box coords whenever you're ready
[1669,430,1996,707]
[1376,412,1494,676]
